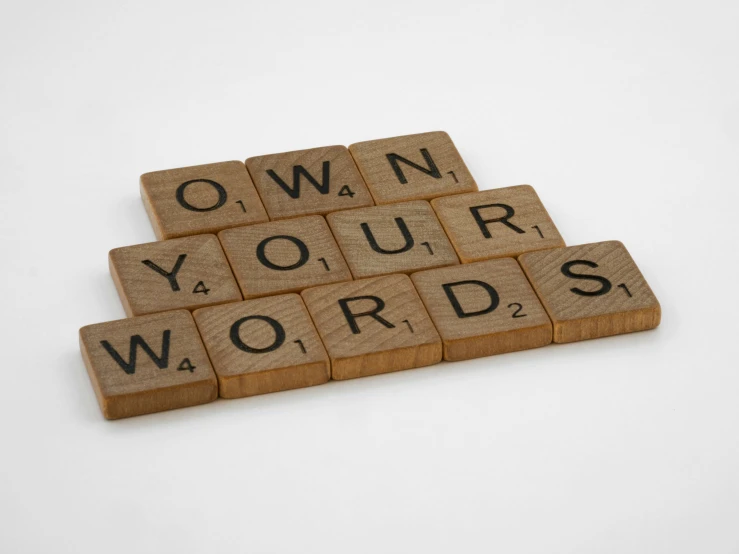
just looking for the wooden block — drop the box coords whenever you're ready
[193,294,329,398]
[431,185,565,262]
[411,258,552,361]
[245,145,374,220]
[218,215,352,299]
[326,200,459,279]
[79,310,217,419]
[109,234,242,316]
[141,161,269,240]
[349,131,478,204]
[301,274,442,380]
[518,241,661,343]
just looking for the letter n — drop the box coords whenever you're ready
[386,149,442,184]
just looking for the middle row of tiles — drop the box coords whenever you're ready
[112,187,565,317]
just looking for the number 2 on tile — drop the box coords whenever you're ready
[508,303,527,318]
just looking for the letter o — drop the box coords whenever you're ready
[229,315,286,354]
[256,235,310,271]
[175,179,227,212]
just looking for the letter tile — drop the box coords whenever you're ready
[302,274,442,380]
[141,161,268,239]
[349,131,477,204]
[518,241,661,343]
[411,258,552,361]
[218,215,352,299]
[327,200,458,279]
[193,294,329,398]
[431,185,565,262]
[79,310,217,419]
[246,145,374,220]
[109,234,241,316]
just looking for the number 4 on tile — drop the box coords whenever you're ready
[193,281,210,295]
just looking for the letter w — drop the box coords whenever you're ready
[266,161,331,199]
[100,330,171,375]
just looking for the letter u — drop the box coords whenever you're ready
[360,217,415,254]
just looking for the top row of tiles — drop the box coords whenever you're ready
[141,131,478,240]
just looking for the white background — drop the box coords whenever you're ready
[1,1,738,552]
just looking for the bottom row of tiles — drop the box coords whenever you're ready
[80,241,661,419]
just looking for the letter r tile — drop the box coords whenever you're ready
[301,274,442,380]
[246,145,374,220]
[79,310,218,419]
[411,259,552,361]
[431,185,565,262]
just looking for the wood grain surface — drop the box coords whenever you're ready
[109,234,242,316]
[218,215,352,299]
[411,258,552,361]
[301,274,441,380]
[349,131,478,204]
[518,241,661,343]
[326,200,459,279]
[431,185,565,262]
[193,294,329,398]
[140,160,268,240]
[79,310,217,419]
[246,145,374,220]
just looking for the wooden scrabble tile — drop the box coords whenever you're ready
[301,274,442,380]
[193,294,329,398]
[218,215,352,299]
[141,161,269,240]
[431,185,565,262]
[79,310,217,419]
[411,258,552,361]
[518,241,661,343]
[349,131,478,204]
[109,234,242,316]
[326,200,459,279]
[245,145,374,220]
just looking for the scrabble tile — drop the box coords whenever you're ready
[193,294,329,398]
[411,258,552,361]
[109,234,242,316]
[301,274,442,380]
[349,131,478,204]
[141,161,269,240]
[326,200,459,279]
[431,185,565,262]
[218,215,352,299]
[79,310,217,419]
[246,145,374,220]
[518,241,661,343]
